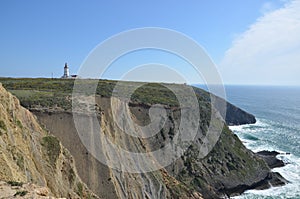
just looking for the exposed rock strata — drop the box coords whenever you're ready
[32,98,285,198]
[0,84,98,198]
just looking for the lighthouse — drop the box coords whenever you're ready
[62,63,69,78]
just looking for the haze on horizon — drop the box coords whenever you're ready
[1,0,300,86]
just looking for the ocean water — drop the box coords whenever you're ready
[224,86,300,199]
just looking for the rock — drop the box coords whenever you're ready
[257,150,279,156]
[219,172,287,197]
[0,84,99,198]
[0,181,51,198]
[253,172,288,190]
[268,172,288,187]
[192,86,257,125]
[225,102,256,125]
[35,187,49,196]
[215,151,288,197]
[257,150,286,169]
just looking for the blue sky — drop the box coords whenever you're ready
[1,0,299,85]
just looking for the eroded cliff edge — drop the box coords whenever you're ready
[0,83,98,198]
[32,99,285,198]
[0,78,285,198]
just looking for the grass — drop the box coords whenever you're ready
[68,168,76,184]
[0,120,7,131]
[77,182,83,198]
[9,89,70,110]
[41,136,61,165]
[0,77,211,111]
[16,155,24,170]
[16,119,23,129]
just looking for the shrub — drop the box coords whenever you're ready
[14,191,28,196]
[0,120,7,131]
[77,182,83,197]
[41,136,61,165]
[7,181,23,186]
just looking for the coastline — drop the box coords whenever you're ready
[229,120,294,198]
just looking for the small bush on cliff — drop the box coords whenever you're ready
[77,182,83,197]
[42,136,61,165]
[0,120,7,132]
[14,191,28,196]
[7,181,23,186]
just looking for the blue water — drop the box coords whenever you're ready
[223,86,300,199]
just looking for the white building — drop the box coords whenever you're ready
[61,63,78,79]
[61,63,70,78]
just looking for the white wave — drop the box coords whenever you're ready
[231,118,300,199]
[234,156,300,198]
[229,119,269,132]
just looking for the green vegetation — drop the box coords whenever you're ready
[14,190,28,196]
[0,78,211,111]
[41,136,61,165]
[7,181,23,186]
[68,168,76,184]
[12,153,25,170]
[205,126,268,178]
[176,125,270,195]
[0,120,7,131]
[77,182,83,198]
[16,155,25,170]
[16,119,22,129]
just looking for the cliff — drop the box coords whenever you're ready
[192,87,256,125]
[0,83,98,198]
[32,99,204,199]
[0,78,256,126]
[32,98,284,198]
[0,78,285,198]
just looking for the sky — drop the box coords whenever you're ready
[0,0,299,85]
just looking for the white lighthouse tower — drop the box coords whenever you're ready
[62,63,69,78]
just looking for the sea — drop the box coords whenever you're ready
[194,85,300,198]
[221,86,300,199]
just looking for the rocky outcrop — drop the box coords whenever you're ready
[32,97,285,199]
[0,181,59,198]
[192,87,256,125]
[224,102,256,125]
[168,126,287,198]
[256,151,286,169]
[0,84,98,198]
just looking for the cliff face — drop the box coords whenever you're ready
[192,87,256,125]
[32,97,282,198]
[224,102,256,125]
[32,98,204,199]
[0,84,98,198]
[0,79,284,198]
